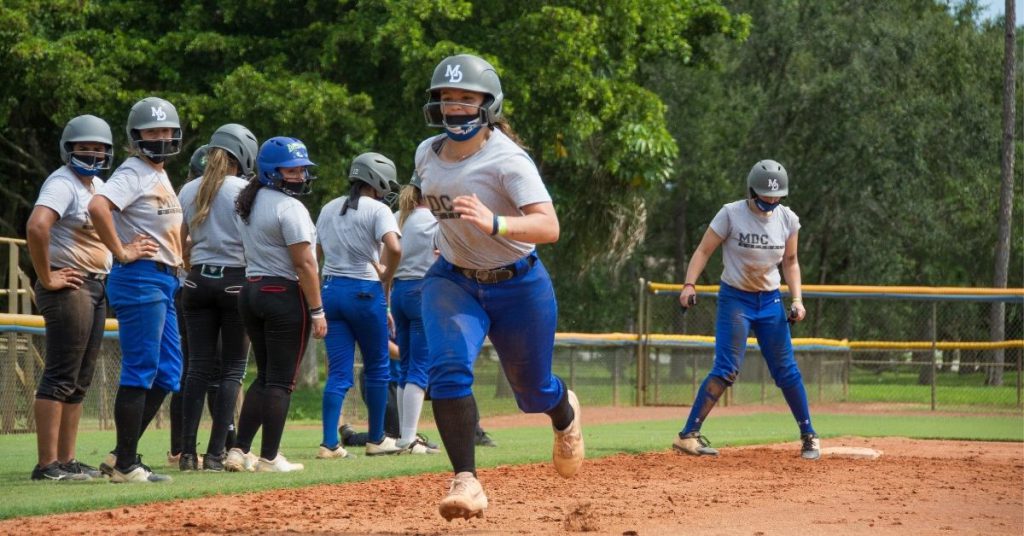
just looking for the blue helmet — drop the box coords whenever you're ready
[257,136,317,196]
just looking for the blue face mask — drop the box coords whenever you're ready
[444,114,482,141]
[754,197,780,212]
[69,155,106,177]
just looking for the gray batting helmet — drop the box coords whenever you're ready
[423,54,503,127]
[747,159,789,197]
[409,170,422,189]
[349,152,397,197]
[189,144,209,178]
[126,96,182,158]
[59,115,113,169]
[209,123,258,178]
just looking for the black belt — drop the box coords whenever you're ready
[153,261,179,275]
[50,267,107,281]
[192,264,245,278]
[454,256,535,284]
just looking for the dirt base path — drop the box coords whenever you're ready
[4,406,1022,535]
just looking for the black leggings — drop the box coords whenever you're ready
[34,278,106,404]
[234,277,310,460]
[180,266,249,456]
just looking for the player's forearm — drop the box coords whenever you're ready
[782,259,802,301]
[501,211,559,244]
[87,198,125,261]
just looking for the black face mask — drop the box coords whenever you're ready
[137,139,178,162]
[280,180,310,196]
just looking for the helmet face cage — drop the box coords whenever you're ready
[209,123,258,178]
[747,159,789,197]
[349,152,397,198]
[257,136,317,196]
[383,178,401,207]
[189,144,209,177]
[126,97,183,158]
[423,54,503,128]
[60,115,114,171]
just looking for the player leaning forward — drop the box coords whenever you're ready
[415,54,584,521]
[675,160,820,460]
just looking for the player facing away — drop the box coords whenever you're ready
[415,54,584,521]
[674,160,820,460]
[88,97,184,483]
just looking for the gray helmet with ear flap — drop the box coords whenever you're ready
[59,115,114,166]
[349,152,397,197]
[189,144,209,177]
[126,96,182,157]
[747,159,789,197]
[423,54,503,127]
[209,123,258,177]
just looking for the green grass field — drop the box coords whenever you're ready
[1,411,1020,520]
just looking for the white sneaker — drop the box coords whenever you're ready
[365,436,403,456]
[552,390,584,478]
[111,462,172,483]
[438,472,488,521]
[225,448,258,472]
[317,444,354,459]
[397,438,442,455]
[256,454,304,472]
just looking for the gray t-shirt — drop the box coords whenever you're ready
[709,199,801,292]
[239,188,317,280]
[316,196,400,281]
[97,157,183,267]
[414,130,552,269]
[394,207,438,280]
[178,175,247,267]
[34,166,112,274]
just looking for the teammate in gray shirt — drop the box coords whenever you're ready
[675,159,819,460]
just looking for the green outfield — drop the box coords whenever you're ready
[1,411,1020,520]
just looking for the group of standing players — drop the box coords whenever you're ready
[25,52,817,521]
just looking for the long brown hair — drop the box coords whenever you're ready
[493,117,527,150]
[235,177,263,224]
[397,184,422,228]
[190,148,236,228]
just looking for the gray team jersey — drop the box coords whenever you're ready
[97,156,183,267]
[238,187,316,280]
[394,207,438,280]
[34,166,112,274]
[316,196,400,281]
[414,130,552,270]
[178,175,248,267]
[709,199,801,292]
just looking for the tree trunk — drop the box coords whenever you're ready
[988,0,1016,387]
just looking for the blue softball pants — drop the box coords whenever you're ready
[391,278,429,390]
[321,276,391,446]
[105,260,183,392]
[422,251,564,413]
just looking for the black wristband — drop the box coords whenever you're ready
[490,213,499,236]
[309,306,325,315]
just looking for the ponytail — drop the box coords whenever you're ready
[340,182,362,216]
[235,177,263,224]
[397,184,422,228]
[190,148,236,228]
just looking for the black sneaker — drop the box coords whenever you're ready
[179,452,199,471]
[341,425,370,447]
[202,452,226,472]
[416,433,440,450]
[32,461,90,481]
[61,459,103,479]
[801,433,821,460]
[475,430,497,447]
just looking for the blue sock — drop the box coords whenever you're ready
[321,392,344,448]
[681,376,727,436]
[781,382,816,435]
[365,383,389,443]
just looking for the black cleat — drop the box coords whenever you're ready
[61,459,103,479]
[202,452,226,472]
[179,452,199,471]
[475,430,497,448]
[32,462,90,481]
[801,433,821,460]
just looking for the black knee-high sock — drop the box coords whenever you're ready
[234,382,264,452]
[545,385,575,431]
[168,391,184,455]
[433,396,478,475]
[259,386,291,460]
[207,381,242,456]
[114,386,147,470]
[138,387,169,440]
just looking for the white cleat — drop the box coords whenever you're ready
[438,472,488,521]
[365,436,404,456]
[317,444,354,459]
[552,390,584,478]
[256,454,304,472]
[225,448,258,472]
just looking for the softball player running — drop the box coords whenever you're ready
[26,115,114,481]
[177,124,258,471]
[675,160,820,460]
[88,97,184,483]
[225,136,325,473]
[317,152,403,459]
[416,54,583,521]
[391,172,441,455]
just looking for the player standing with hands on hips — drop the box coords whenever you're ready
[26,115,114,481]
[89,97,184,483]
[674,160,820,460]
[225,137,326,473]
[416,54,584,521]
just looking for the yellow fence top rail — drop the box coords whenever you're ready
[647,282,1024,296]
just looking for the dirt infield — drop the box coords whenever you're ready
[4,406,1022,535]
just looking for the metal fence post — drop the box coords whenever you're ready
[568,347,576,391]
[931,302,938,411]
[844,349,851,400]
[635,278,646,407]
[612,347,620,407]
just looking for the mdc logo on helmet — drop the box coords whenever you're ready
[445,64,463,83]
[286,142,308,158]
[150,106,167,121]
